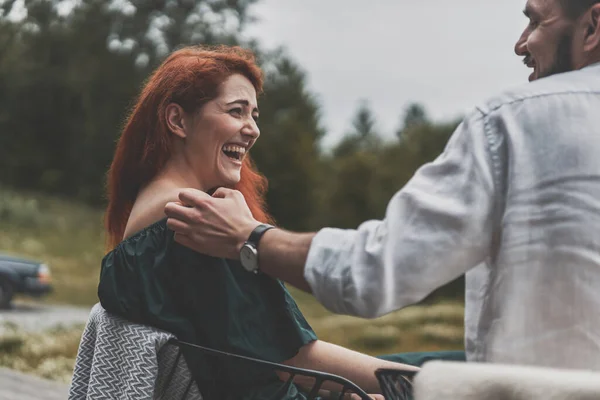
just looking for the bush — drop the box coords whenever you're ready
[0,323,84,383]
[0,188,46,229]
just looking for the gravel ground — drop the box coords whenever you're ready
[0,367,69,400]
[0,301,91,334]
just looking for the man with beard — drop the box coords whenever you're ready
[164,0,600,370]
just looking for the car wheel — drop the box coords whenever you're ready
[0,278,14,309]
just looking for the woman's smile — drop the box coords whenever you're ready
[222,143,247,164]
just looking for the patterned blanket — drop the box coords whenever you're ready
[68,303,201,400]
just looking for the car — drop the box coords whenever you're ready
[0,252,53,309]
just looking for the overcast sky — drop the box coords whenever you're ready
[243,0,530,147]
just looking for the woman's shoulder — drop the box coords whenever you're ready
[116,217,170,249]
[102,218,172,275]
[122,183,181,241]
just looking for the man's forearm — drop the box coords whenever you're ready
[258,229,316,292]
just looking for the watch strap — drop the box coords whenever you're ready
[247,223,275,249]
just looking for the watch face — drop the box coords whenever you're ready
[240,244,258,272]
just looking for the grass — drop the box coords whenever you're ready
[0,186,464,382]
[291,290,465,354]
[0,186,105,305]
[0,323,84,383]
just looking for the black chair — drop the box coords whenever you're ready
[375,368,418,400]
[156,339,374,400]
[72,303,416,399]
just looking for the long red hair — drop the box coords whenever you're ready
[105,45,273,250]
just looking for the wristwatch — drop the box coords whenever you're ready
[240,224,275,273]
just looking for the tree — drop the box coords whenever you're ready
[101,0,259,68]
[352,100,377,139]
[0,0,261,204]
[324,150,380,229]
[323,101,384,228]
[396,102,429,141]
[333,100,380,158]
[248,48,325,231]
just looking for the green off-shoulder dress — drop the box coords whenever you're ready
[98,218,317,400]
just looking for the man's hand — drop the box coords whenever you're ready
[165,187,315,292]
[164,187,260,259]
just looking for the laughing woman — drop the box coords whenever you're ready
[98,45,428,400]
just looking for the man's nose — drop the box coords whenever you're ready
[514,30,528,56]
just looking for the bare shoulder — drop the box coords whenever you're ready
[123,182,182,240]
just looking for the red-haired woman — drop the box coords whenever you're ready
[98,45,417,399]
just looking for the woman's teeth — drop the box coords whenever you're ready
[222,144,246,161]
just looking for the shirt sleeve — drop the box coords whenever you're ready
[304,109,499,318]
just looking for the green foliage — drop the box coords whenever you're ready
[351,100,377,140]
[324,150,380,228]
[334,101,381,158]
[320,102,383,229]
[398,103,429,139]
[419,324,464,346]
[0,186,105,306]
[0,0,257,205]
[250,49,325,230]
[295,294,465,354]
[401,120,460,165]
[316,104,466,300]
[99,0,259,67]
[350,326,402,352]
[0,188,45,229]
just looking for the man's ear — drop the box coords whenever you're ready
[165,103,188,139]
[582,4,600,52]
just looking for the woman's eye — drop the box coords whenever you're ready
[528,19,539,28]
[252,115,259,122]
[229,108,242,116]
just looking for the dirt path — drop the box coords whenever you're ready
[0,301,91,334]
[0,367,69,400]
[0,301,90,398]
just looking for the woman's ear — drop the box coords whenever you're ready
[582,4,600,52]
[165,103,188,139]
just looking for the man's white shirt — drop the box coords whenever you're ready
[305,63,600,370]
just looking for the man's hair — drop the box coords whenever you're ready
[559,0,600,19]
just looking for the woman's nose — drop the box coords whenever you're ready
[242,119,260,139]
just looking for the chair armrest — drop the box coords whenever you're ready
[173,339,374,400]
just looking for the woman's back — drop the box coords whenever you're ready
[99,217,317,399]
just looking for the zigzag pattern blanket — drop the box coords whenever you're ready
[68,303,202,400]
